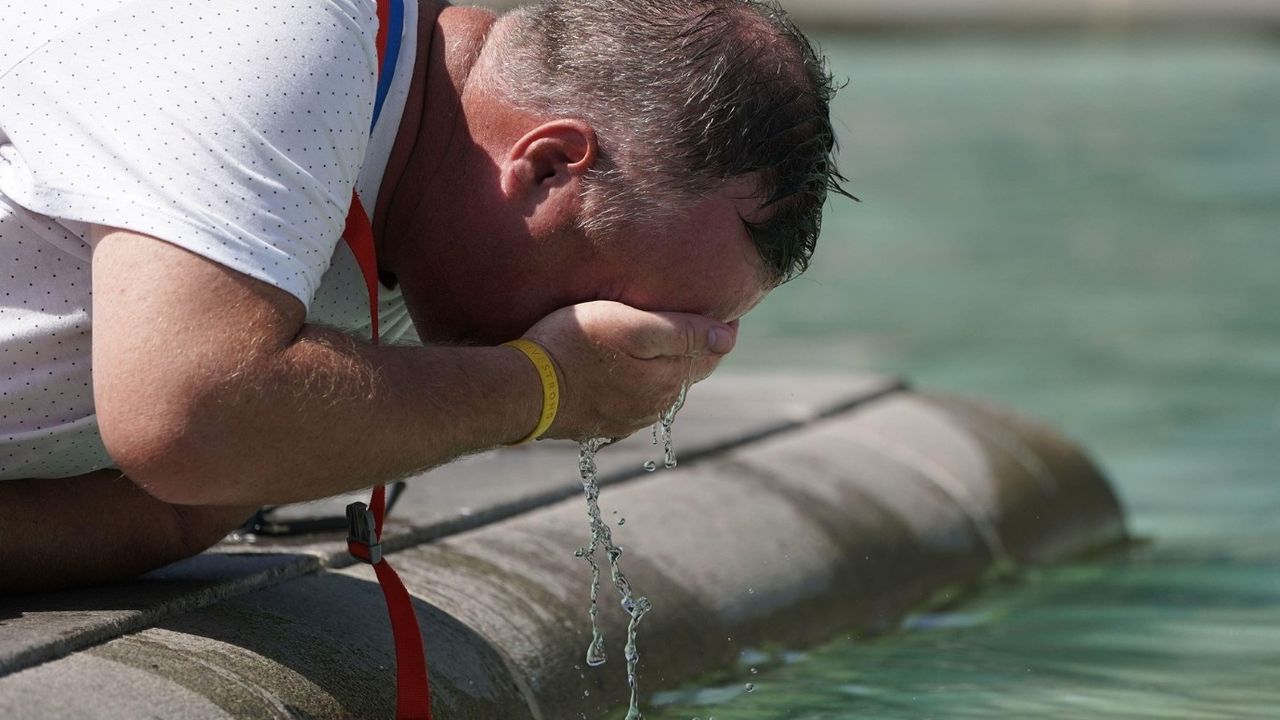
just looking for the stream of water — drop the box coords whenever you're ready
[576,380,691,720]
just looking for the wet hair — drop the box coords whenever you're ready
[488,0,853,283]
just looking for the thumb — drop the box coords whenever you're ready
[627,311,736,359]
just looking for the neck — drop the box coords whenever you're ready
[374,1,497,278]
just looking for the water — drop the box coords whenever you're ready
[656,382,690,470]
[576,436,652,719]
[577,381,691,720]
[645,32,1280,719]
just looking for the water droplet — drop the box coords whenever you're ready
[744,683,755,693]
[749,667,758,674]
[642,460,657,472]
[586,644,607,667]
[747,587,755,595]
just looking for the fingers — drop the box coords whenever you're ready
[523,301,741,442]
[609,307,737,360]
[687,350,725,384]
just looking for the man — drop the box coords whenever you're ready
[0,0,845,591]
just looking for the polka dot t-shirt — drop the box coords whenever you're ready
[0,0,419,479]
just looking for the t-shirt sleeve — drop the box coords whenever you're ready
[0,0,379,310]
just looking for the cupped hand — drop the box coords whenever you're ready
[521,301,736,441]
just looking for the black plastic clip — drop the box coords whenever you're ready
[346,501,382,564]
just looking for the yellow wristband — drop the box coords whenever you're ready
[502,338,560,445]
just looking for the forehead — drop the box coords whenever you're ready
[613,185,773,322]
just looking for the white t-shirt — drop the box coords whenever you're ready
[0,0,419,479]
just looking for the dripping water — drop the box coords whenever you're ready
[576,437,651,718]
[655,382,688,470]
[644,362,692,473]
[575,376,691,720]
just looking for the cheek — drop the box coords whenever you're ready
[689,254,771,321]
[643,268,767,322]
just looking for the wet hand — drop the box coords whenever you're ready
[520,301,736,441]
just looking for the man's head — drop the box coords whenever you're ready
[393,0,848,344]
[488,0,846,283]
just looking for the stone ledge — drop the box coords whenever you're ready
[0,372,899,678]
[0,373,1125,718]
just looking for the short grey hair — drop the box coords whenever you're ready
[485,0,851,283]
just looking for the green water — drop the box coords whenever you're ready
[650,32,1280,719]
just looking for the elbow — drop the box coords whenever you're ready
[98,400,227,506]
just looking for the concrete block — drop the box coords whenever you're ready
[0,374,1125,719]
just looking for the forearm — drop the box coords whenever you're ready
[90,228,734,510]
[0,471,254,593]
[113,326,541,507]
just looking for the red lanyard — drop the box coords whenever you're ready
[341,0,433,717]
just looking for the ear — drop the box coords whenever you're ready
[500,119,598,216]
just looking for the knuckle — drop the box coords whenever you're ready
[682,321,700,357]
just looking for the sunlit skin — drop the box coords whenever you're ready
[0,1,781,593]
[375,3,772,347]
[393,176,771,346]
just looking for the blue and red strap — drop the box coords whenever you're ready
[371,0,404,131]
[342,1,433,718]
